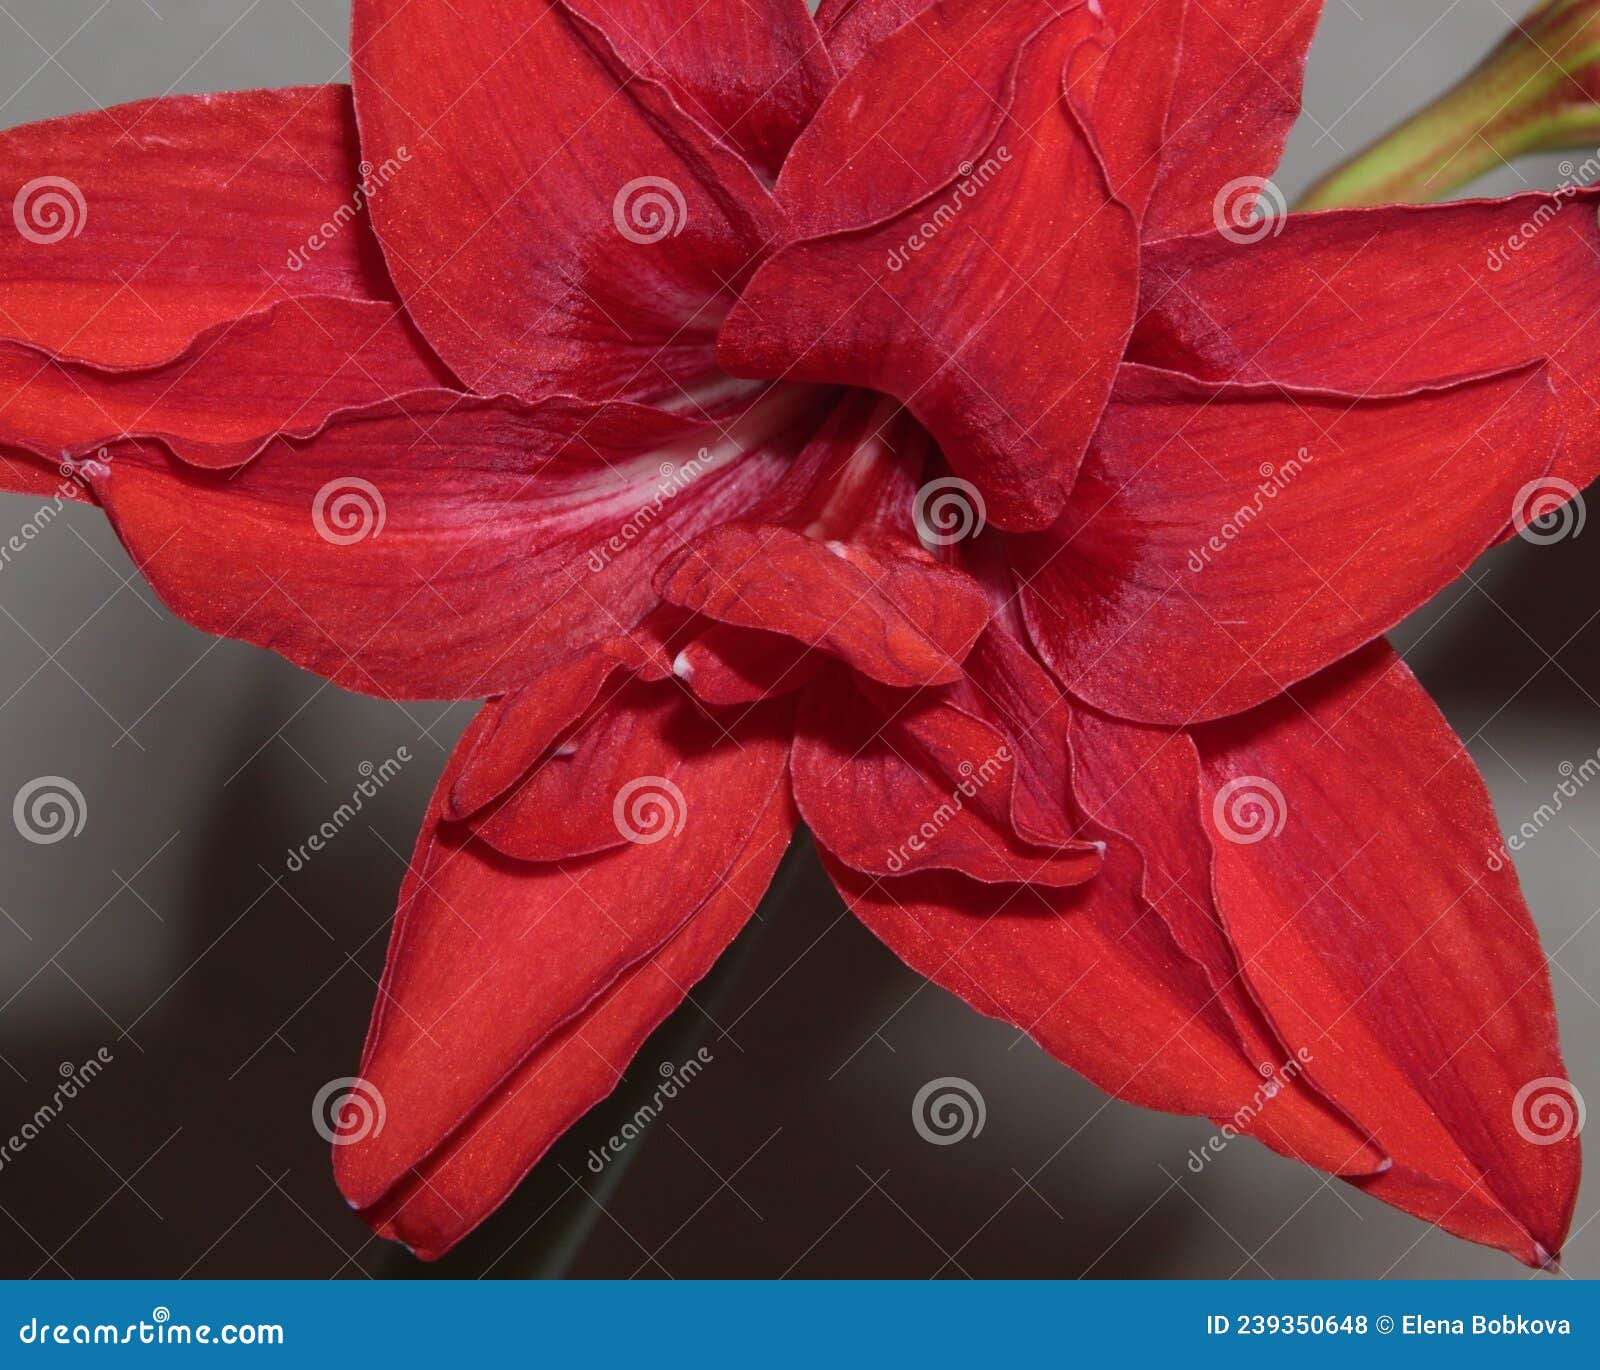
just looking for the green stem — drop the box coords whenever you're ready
[1298,1,1600,209]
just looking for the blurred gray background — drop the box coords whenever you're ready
[0,0,1596,1280]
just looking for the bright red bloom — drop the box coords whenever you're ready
[0,0,1584,1265]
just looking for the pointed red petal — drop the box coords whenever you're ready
[855,586,1383,1170]
[350,0,779,405]
[0,299,450,468]
[334,695,793,1216]
[1138,193,1600,493]
[1071,705,1383,1171]
[88,389,818,699]
[719,0,1138,529]
[0,87,397,367]
[356,778,797,1259]
[1018,363,1562,724]
[1194,642,1579,1265]
[829,845,1376,1181]
[1143,1,1323,238]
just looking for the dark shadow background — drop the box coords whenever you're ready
[0,1,1596,1279]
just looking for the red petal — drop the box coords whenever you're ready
[0,299,449,468]
[816,0,1186,184]
[860,588,1380,1169]
[813,0,931,75]
[600,605,693,683]
[913,545,1092,849]
[772,0,1036,240]
[470,679,740,863]
[1017,363,1562,724]
[1193,642,1579,1264]
[0,448,95,501]
[1142,0,1323,239]
[672,622,822,706]
[350,0,780,405]
[1070,705,1383,1171]
[1065,0,1185,222]
[90,388,817,699]
[660,522,986,689]
[719,0,1138,529]
[0,87,397,367]
[939,620,1079,849]
[657,394,989,687]
[1137,193,1600,493]
[444,651,619,821]
[827,0,1184,220]
[829,846,1374,1176]
[356,775,797,1259]
[794,670,1101,887]
[334,695,792,1216]
[562,0,836,181]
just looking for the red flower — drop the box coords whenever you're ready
[0,0,1584,1265]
